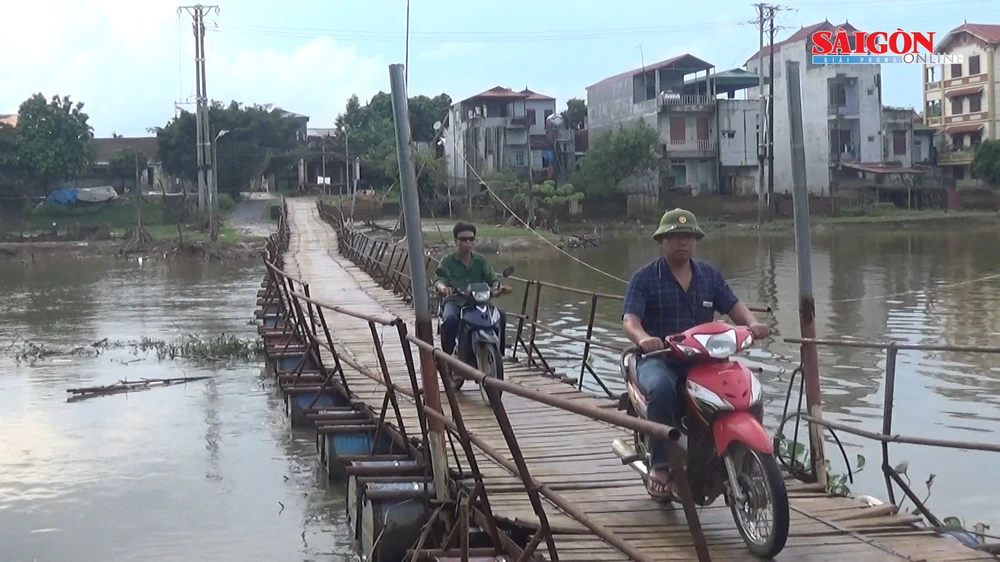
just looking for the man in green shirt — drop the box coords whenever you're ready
[434,221,512,356]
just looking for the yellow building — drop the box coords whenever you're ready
[922,23,1000,186]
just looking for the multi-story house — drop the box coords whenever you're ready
[922,23,1000,186]
[442,86,558,192]
[746,21,883,195]
[585,55,765,212]
[585,54,719,212]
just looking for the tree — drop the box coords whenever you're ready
[561,98,587,131]
[14,94,94,189]
[108,148,147,193]
[333,91,452,190]
[0,124,25,194]
[571,119,660,197]
[514,180,585,226]
[972,139,1000,187]
[154,101,305,197]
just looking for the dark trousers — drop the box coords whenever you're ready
[440,301,506,356]
[636,356,689,469]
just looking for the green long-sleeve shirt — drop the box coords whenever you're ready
[435,251,498,303]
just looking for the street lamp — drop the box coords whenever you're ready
[210,129,229,241]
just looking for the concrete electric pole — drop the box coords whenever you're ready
[179,4,219,232]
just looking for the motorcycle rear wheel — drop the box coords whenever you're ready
[474,343,503,405]
[726,444,790,558]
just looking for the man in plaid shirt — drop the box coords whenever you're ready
[622,208,770,498]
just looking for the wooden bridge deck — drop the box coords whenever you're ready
[280,198,992,561]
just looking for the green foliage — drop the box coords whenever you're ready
[108,148,147,192]
[154,101,305,197]
[382,146,446,200]
[561,98,587,131]
[571,119,659,197]
[333,92,452,191]
[972,139,1000,187]
[13,93,94,189]
[21,199,167,230]
[216,192,235,211]
[0,124,25,193]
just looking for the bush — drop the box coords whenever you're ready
[217,193,235,211]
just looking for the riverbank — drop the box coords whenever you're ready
[0,197,272,261]
[357,209,1000,255]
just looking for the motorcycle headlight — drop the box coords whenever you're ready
[472,290,491,303]
[693,329,738,359]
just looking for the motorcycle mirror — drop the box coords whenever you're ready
[501,265,515,277]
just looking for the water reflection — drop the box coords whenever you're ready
[497,226,1000,526]
[0,257,356,562]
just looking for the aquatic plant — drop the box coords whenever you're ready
[7,333,263,365]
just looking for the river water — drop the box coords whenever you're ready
[2,223,999,560]
[0,257,355,562]
[492,223,1000,531]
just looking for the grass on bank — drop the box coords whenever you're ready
[4,196,254,243]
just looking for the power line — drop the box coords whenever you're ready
[207,21,745,44]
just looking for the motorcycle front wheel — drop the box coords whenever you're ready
[726,443,790,558]
[474,343,503,405]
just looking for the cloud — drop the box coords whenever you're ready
[0,1,389,136]
[419,42,482,59]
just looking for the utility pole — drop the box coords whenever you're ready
[388,63,451,507]
[754,4,766,225]
[179,4,219,230]
[786,59,826,486]
[767,9,777,221]
[321,135,327,196]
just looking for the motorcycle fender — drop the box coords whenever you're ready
[712,410,774,456]
[470,329,500,347]
[461,309,493,329]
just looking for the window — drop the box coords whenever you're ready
[528,109,537,125]
[926,67,937,82]
[892,130,907,155]
[829,83,847,107]
[950,97,963,115]
[514,150,525,167]
[970,94,982,113]
[669,117,686,142]
[695,116,710,141]
[969,55,981,75]
[951,63,963,79]
[926,99,942,117]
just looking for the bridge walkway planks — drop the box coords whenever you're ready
[281,197,992,562]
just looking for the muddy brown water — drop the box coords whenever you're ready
[0,257,356,561]
[489,224,1000,530]
[2,222,1000,559]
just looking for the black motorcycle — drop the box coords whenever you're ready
[435,265,514,404]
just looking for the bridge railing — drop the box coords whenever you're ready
[315,200,771,398]
[268,200,717,561]
[778,337,1000,551]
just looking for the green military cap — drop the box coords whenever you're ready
[652,208,705,240]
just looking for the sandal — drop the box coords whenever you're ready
[645,472,676,500]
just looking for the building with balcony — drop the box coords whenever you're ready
[586,54,719,213]
[746,21,883,195]
[922,23,1000,186]
[441,86,559,192]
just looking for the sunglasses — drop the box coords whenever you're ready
[457,236,475,242]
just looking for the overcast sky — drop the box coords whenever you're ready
[3,0,998,137]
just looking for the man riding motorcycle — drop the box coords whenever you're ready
[434,221,512,357]
[621,208,770,499]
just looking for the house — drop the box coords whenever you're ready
[586,54,718,212]
[746,21,884,195]
[585,55,764,211]
[922,22,1000,187]
[881,107,936,168]
[68,136,175,192]
[304,127,353,195]
[441,86,565,196]
[277,109,310,189]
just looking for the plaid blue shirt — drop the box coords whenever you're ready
[622,258,740,340]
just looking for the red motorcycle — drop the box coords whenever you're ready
[613,321,789,558]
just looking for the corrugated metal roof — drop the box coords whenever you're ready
[588,54,714,89]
